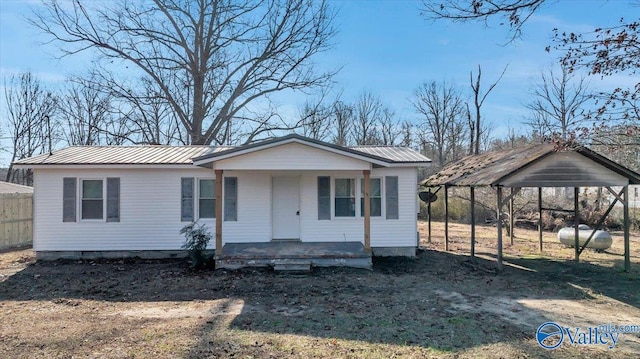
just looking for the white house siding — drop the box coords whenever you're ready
[297,167,418,248]
[33,167,219,251]
[214,143,371,171]
[33,166,418,252]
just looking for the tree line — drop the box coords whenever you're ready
[1,0,639,184]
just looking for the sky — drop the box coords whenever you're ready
[0,0,638,167]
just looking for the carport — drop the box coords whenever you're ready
[420,142,640,272]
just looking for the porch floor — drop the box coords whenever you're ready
[215,241,372,270]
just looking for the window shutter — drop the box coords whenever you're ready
[63,177,77,222]
[224,177,238,221]
[317,176,330,220]
[106,178,120,222]
[181,177,194,221]
[385,176,399,219]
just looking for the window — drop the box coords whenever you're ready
[317,176,331,220]
[63,178,77,222]
[81,179,103,220]
[360,178,382,217]
[106,178,120,222]
[224,177,237,221]
[199,179,216,219]
[335,178,355,217]
[181,178,194,221]
[64,178,119,222]
[385,176,399,219]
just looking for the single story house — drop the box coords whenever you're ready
[13,134,430,266]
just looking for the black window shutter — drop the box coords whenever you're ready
[317,176,330,220]
[181,177,194,221]
[385,176,399,220]
[224,177,238,221]
[63,177,77,222]
[106,178,120,222]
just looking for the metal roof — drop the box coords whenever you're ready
[190,134,431,166]
[0,181,33,193]
[420,143,640,187]
[14,135,431,167]
[13,146,228,165]
[349,146,431,163]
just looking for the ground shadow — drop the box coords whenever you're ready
[1,249,638,355]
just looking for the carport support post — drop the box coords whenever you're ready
[574,187,580,263]
[427,188,432,243]
[444,185,449,251]
[624,185,630,272]
[538,187,543,251]
[363,170,371,252]
[496,186,503,271]
[509,188,515,245]
[215,169,223,255]
[470,186,476,261]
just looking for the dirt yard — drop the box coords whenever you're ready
[1,221,639,358]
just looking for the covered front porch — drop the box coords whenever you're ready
[214,241,372,270]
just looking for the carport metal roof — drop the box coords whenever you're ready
[420,143,640,187]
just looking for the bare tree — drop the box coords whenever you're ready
[31,0,336,145]
[3,72,58,184]
[554,18,640,130]
[330,101,353,146]
[353,91,383,145]
[421,0,546,42]
[410,81,467,167]
[59,75,133,145]
[469,64,507,154]
[298,99,331,141]
[378,108,400,146]
[524,66,591,139]
[399,120,414,148]
[423,1,639,147]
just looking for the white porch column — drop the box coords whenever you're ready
[363,170,371,252]
[215,169,223,255]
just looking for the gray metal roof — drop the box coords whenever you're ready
[13,146,228,165]
[0,181,33,193]
[350,146,430,163]
[421,143,640,187]
[14,135,431,167]
[192,134,431,166]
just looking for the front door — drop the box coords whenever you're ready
[272,176,301,240]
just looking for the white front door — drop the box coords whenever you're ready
[272,176,301,240]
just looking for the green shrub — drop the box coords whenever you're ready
[180,222,214,269]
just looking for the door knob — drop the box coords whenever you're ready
[296,210,300,215]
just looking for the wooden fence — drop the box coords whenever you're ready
[0,193,33,250]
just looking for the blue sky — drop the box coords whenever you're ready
[0,0,638,166]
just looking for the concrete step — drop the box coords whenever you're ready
[272,260,312,272]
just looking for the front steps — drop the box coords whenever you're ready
[215,241,372,270]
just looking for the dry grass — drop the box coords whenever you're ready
[419,220,640,270]
[1,223,639,358]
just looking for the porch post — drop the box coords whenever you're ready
[363,170,371,252]
[215,169,223,255]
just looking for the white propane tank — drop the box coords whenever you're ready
[557,225,613,250]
